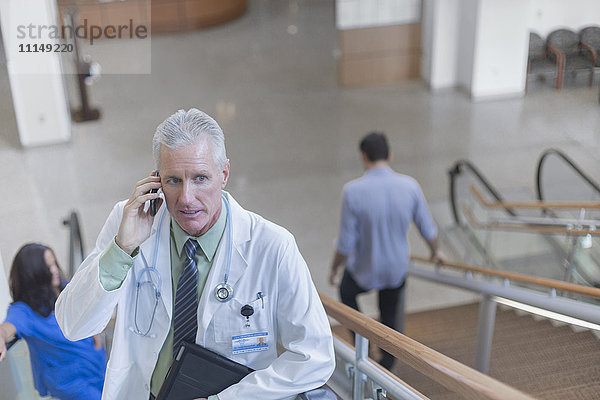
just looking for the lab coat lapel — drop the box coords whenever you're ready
[198,192,250,343]
[139,205,173,319]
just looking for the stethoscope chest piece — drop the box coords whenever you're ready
[215,282,233,302]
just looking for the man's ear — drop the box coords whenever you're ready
[221,160,230,188]
[361,152,370,166]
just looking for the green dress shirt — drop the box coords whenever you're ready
[98,200,227,399]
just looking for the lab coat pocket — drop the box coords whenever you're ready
[213,295,271,344]
[103,362,134,399]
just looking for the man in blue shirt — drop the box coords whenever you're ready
[329,132,441,369]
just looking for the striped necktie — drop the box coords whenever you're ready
[173,239,199,353]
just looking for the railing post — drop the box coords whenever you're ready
[353,334,368,400]
[475,294,497,374]
[564,208,585,285]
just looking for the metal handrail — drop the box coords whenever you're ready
[536,148,600,203]
[332,336,427,400]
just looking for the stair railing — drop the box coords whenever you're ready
[320,294,535,400]
[409,255,600,374]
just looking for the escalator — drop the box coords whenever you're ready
[535,149,600,287]
[446,158,552,276]
[447,148,600,289]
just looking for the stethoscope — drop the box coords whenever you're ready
[131,192,234,337]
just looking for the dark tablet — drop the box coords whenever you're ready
[156,342,253,400]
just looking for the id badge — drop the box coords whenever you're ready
[232,332,269,355]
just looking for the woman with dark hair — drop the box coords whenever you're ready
[0,243,107,400]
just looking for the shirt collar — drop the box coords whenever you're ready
[365,165,392,175]
[171,198,227,262]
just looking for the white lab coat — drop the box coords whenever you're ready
[56,193,335,400]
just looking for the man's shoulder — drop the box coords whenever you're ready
[343,175,369,193]
[244,209,295,245]
[344,170,419,191]
[394,173,420,187]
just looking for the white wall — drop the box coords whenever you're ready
[336,0,421,30]
[423,0,532,99]
[529,0,600,36]
[470,0,530,99]
[456,0,479,91]
[420,0,433,82]
[423,0,461,89]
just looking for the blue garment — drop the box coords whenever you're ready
[336,166,437,290]
[5,302,107,400]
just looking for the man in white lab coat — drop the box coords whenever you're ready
[55,109,335,400]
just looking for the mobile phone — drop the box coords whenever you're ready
[150,171,160,216]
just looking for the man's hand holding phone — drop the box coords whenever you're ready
[115,171,163,255]
[150,171,160,216]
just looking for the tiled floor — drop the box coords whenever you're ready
[0,0,599,318]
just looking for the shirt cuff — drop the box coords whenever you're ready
[98,238,137,291]
[208,395,220,400]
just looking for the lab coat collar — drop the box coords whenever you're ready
[222,191,251,246]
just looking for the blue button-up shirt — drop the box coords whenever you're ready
[336,166,437,290]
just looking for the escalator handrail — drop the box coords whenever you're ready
[536,148,600,202]
[448,159,516,225]
[62,211,85,279]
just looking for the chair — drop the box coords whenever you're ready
[547,29,595,89]
[580,26,600,67]
[527,32,560,90]
[579,26,600,104]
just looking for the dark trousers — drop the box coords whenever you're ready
[339,270,405,367]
